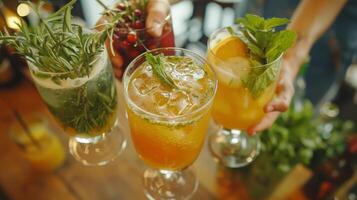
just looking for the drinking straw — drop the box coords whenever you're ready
[12,109,42,150]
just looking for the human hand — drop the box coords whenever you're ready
[97,0,170,78]
[248,60,296,135]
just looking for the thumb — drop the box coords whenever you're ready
[146,0,170,37]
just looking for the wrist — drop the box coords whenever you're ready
[283,37,312,79]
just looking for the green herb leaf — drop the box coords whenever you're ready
[264,17,290,30]
[146,53,177,89]
[0,0,121,135]
[233,14,297,97]
[241,60,280,97]
[0,0,122,79]
[259,100,355,172]
[63,5,72,32]
[226,26,236,36]
[266,30,297,63]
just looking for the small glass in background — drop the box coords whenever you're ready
[8,113,66,172]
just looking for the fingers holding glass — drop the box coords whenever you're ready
[146,0,170,37]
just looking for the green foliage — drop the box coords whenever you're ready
[260,100,355,172]
[0,0,119,135]
[39,61,117,135]
[0,0,120,80]
[233,14,297,97]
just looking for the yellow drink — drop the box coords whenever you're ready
[208,36,279,130]
[127,109,211,170]
[10,121,66,172]
[124,50,216,171]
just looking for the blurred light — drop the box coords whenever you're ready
[17,3,31,17]
[221,7,235,27]
[204,2,222,37]
[6,16,21,30]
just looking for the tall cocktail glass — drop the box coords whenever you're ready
[123,48,217,199]
[30,49,126,166]
[207,25,282,167]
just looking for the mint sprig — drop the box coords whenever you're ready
[233,14,296,97]
[146,53,178,89]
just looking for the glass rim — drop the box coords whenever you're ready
[123,47,218,121]
[28,48,106,76]
[207,24,283,69]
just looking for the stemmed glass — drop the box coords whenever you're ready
[30,49,126,166]
[123,48,217,199]
[207,25,282,168]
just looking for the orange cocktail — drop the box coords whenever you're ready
[208,36,279,130]
[124,48,217,199]
[207,25,282,168]
[127,109,211,170]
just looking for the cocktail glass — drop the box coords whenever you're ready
[9,114,66,172]
[29,49,126,166]
[123,48,217,199]
[207,25,282,168]
[111,1,175,78]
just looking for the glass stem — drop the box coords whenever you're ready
[159,170,181,180]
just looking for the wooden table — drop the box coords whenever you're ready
[0,79,354,200]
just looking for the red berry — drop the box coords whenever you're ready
[124,15,131,22]
[121,40,131,49]
[134,9,142,17]
[117,3,126,10]
[132,20,144,29]
[127,32,138,43]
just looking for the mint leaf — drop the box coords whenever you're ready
[266,30,297,62]
[146,53,177,89]
[264,17,290,30]
[232,14,296,97]
[241,60,280,97]
[236,14,265,31]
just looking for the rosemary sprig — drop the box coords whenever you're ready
[0,0,119,135]
[146,53,178,89]
[0,0,120,81]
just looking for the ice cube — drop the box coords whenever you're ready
[192,68,205,80]
[187,91,203,111]
[226,57,250,78]
[133,73,160,95]
[215,56,251,87]
[144,65,153,76]
[151,88,171,107]
[167,90,193,115]
[171,59,204,81]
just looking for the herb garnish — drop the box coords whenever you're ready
[146,53,178,89]
[232,14,297,97]
[0,0,119,135]
[0,0,122,79]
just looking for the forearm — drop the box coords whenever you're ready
[285,0,347,79]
